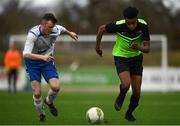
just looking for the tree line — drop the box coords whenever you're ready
[0,0,180,50]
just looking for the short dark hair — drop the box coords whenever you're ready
[41,13,57,24]
[123,6,139,19]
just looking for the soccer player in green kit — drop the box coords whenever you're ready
[96,6,150,121]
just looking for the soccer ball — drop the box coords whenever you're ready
[86,107,104,124]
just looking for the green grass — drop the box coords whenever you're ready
[0,91,180,125]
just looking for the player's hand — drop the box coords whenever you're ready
[42,55,54,61]
[70,32,78,41]
[131,43,139,50]
[96,48,103,57]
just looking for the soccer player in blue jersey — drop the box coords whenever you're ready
[23,13,78,122]
[96,7,150,121]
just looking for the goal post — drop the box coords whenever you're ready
[150,35,168,69]
[5,34,180,92]
[9,34,168,68]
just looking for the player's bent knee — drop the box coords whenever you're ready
[120,84,130,91]
[49,78,60,92]
[51,84,60,92]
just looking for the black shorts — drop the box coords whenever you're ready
[114,54,143,76]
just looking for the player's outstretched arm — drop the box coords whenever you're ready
[64,29,78,41]
[96,25,106,57]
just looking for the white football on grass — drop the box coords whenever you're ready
[86,107,104,124]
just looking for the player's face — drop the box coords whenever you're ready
[125,18,137,31]
[41,20,55,34]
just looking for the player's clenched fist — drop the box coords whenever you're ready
[96,48,103,57]
[42,55,54,61]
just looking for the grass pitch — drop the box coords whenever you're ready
[0,89,180,125]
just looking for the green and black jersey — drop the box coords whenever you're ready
[105,19,150,58]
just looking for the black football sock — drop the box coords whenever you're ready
[116,89,128,105]
[114,85,129,111]
[127,95,140,114]
[118,84,129,104]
